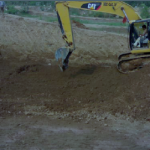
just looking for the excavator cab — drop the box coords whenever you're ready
[129,20,150,50]
[118,19,150,73]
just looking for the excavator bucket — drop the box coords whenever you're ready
[55,47,69,71]
[55,47,69,62]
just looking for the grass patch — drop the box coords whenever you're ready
[18,14,57,22]
[72,18,128,27]
[16,13,127,27]
[19,14,39,18]
[89,27,128,34]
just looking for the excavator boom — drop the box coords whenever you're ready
[56,1,141,51]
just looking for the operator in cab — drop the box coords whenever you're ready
[134,24,148,48]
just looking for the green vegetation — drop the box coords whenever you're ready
[19,6,29,14]
[5,1,150,8]
[5,1,150,19]
[18,14,57,23]
[88,12,104,18]
[126,1,150,7]
[7,5,19,14]
[72,18,128,27]
[140,4,149,19]
[89,27,126,34]
[4,1,150,28]
[6,5,29,15]
[70,8,80,16]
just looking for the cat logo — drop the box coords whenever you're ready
[88,3,96,10]
[81,3,101,10]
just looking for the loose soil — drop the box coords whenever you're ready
[0,13,150,150]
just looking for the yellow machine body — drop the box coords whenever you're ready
[55,1,150,72]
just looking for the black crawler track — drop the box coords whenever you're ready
[117,53,150,73]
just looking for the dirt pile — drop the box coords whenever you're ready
[1,12,150,150]
[72,20,88,29]
[0,14,129,65]
[0,13,149,122]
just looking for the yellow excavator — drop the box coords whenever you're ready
[55,1,150,73]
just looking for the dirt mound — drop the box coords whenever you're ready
[72,20,88,29]
[1,14,148,122]
[0,14,129,65]
[1,13,150,150]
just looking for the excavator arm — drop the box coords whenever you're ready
[55,1,141,71]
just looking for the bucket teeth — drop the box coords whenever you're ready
[55,47,69,71]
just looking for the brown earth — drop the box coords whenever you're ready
[72,20,88,29]
[0,14,150,149]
